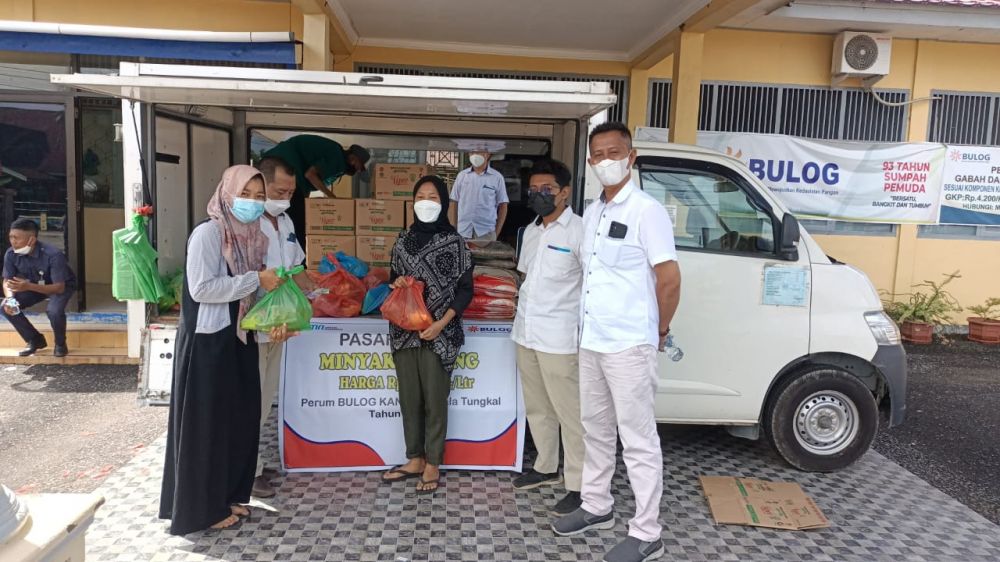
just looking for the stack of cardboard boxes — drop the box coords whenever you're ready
[305,164,429,269]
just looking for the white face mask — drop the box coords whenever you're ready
[413,200,442,223]
[264,198,291,217]
[469,154,487,168]
[13,244,31,255]
[591,156,632,187]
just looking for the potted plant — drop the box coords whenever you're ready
[968,298,1000,344]
[882,271,962,344]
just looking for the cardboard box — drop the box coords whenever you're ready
[405,201,415,229]
[700,476,829,531]
[356,199,405,235]
[305,198,354,235]
[374,164,429,200]
[306,235,356,270]
[330,174,354,199]
[356,235,398,268]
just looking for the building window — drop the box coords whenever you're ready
[800,219,897,237]
[355,63,628,123]
[927,91,1000,147]
[918,224,1000,241]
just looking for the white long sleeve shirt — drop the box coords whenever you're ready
[186,221,260,335]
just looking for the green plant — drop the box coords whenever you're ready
[969,297,1000,321]
[882,271,962,325]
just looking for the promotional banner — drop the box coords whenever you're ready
[939,146,1000,225]
[279,318,525,472]
[697,132,946,224]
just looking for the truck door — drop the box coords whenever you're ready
[635,155,811,424]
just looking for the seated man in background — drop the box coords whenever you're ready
[2,218,77,357]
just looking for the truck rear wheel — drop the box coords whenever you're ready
[764,367,878,472]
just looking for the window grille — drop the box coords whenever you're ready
[928,91,1000,147]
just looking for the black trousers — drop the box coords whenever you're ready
[1,288,75,346]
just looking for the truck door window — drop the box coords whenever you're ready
[639,169,776,255]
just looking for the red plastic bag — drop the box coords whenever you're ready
[363,267,391,290]
[311,254,366,318]
[381,276,434,331]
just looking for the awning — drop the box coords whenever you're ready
[0,26,295,66]
[51,64,617,122]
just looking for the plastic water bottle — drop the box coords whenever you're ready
[664,335,683,362]
[3,297,20,316]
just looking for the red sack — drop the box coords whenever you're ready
[381,276,434,331]
[464,294,516,319]
[311,254,366,318]
[363,267,391,290]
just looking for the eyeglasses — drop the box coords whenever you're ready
[528,184,564,196]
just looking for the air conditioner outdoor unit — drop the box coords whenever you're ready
[832,32,892,79]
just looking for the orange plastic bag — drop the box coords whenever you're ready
[380,276,434,331]
[311,254,366,318]
[363,267,391,290]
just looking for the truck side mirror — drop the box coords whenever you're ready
[779,214,800,261]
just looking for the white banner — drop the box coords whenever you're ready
[697,132,945,224]
[279,318,525,472]
[939,146,1000,226]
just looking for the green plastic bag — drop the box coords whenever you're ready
[240,266,313,332]
[157,269,184,313]
[112,214,167,303]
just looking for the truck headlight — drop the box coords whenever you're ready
[865,311,901,346]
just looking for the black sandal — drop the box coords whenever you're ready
[416,477,440,495]
[382,465,422,482]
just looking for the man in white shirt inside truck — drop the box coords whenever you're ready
[449,151,509,240]
[552,122,681,562]
[251,156,314,499]
[510,159,586,517]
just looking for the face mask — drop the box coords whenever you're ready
[528,190,558,217]
[591,156,632,187]
[13,244,31,255]
[413,200,442,223]
[231,197,266,224]
[264,199,291,216]
[469,154,486,168]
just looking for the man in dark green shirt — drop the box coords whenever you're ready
[263,135,371,244]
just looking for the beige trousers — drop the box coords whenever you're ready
[256,340,282,478]
[579,345,662,542]
[515,344,585,492]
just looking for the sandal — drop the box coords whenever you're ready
[230,504,252,518]
[382,465,423,482]
[416,477,440,495]
[210,514,241,530]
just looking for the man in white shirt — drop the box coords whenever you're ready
[552,123,681,562]
[252,156,312,498]
[449,151,509,240]
[510,159,585,516]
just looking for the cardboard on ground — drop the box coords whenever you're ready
[700,476,829,530]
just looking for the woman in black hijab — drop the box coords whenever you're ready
[381,175,473,494]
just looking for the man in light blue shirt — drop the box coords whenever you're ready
[449,151,509,240]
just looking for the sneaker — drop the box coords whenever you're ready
[512,469,561,490]
[551,507,614,536]
[551,491,582,516]
[603,536,665,562]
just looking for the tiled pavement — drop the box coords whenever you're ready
[86,418,1000,562]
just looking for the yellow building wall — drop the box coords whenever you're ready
[2,0,304,37]
[912,239,1000,320]
[83,208,125,285]
[339,45,629,76]
[812,235,899,296]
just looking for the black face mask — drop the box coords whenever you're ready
[528,190,558,217]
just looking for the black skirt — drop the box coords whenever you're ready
[158,272,261,535]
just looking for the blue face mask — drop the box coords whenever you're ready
[231,197,265,224]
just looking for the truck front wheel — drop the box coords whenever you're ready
[764,368,879,472]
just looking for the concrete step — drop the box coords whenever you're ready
[0,330,127,349]
[0,346,136,366]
